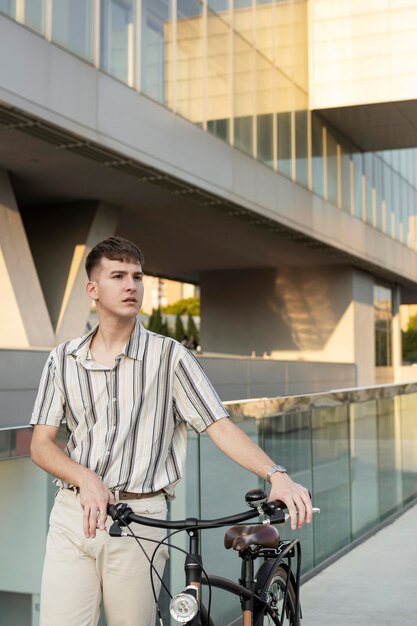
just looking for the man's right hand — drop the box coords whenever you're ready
[78,472,115,538]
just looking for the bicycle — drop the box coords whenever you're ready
[107,488,319,626]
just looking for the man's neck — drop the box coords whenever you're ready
[90,315,136,363]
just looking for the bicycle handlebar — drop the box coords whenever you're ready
[107,499,287,531]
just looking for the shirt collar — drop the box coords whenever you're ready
[65,317,146,362]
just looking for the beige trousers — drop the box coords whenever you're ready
[40,488,169,626]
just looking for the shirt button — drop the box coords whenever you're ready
[112,372,115,377]
[112,397,117,402]
[106,451,110,456]
[112,425,116,430]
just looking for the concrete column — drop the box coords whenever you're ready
[0,170,54,348]
[200,265,376,388]
[55,203,119,343]
[21,201,119,343]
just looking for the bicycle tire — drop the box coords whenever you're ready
[253,562,298,626]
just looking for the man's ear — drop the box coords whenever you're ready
[86,280,98,301]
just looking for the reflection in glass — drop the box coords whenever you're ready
[234,32,253,153]
[176,0,204,123]
[207,9,231,141]
[208,0,228,10]
[312,405,351,562]
[52,0,93,61]
[352,152,363,219]
[257,114,274,168]
[311,114,323,197]
[341,147,351,212]
[382,163,392,235]
[374,284,392,367]
[100,0,135,85]
[277,112,292,179]
[263,411,314,570]
[23,0,44,33]
[327,130,338,206]
[295,110,308,189]
[234,116,253,155]
[349,401,379,539]
[0,0,14,17]
[377,397,403,519]
[141,0,171,104]
[363,153,374,225]
[207,119,229,142]
[374,156,383,230]
[399,393,417,502]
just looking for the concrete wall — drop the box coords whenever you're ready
[0,347,356,430]
[201,266,374,386]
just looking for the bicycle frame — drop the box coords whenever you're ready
[183,526,301,626]
[107,496,309,626]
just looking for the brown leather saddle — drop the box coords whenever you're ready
[224,524,280,551]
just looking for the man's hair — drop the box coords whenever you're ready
[85,236,144,279]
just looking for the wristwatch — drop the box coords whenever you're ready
[266,464,288,482]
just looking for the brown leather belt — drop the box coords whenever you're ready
[114,489,165,501]
[69,488,165,500]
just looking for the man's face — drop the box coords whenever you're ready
[87,257,144,319]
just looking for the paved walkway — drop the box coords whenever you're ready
[301,504,417,625]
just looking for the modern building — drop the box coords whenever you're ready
[2,0,417,623]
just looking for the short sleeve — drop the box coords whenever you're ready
[30,351,65,427]
[173,346,229,433]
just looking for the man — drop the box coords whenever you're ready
[31,236,312,626]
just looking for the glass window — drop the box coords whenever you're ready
[23,0,44,34]
[207,0,228,10]
[352,152,363,220]
[257,114,274,168]
[391,170,400,239]
[51,0,93,62]
[234,0,252,7]
[311,113,323,197]
[295,110,308,189]
[341,146,350,212]
[375,156,383,230]
[0,0,15,17]
[382,163,392,236]
[277,111,292,179]
[363,153,374,225]
[374,284,392,367]
[141,0,171,104]
[100,0,135,85]
[234,116,253,155]
[206,8,231,142]
[176,0,204,124]
[326,130,338,206]
[207,118,229,142]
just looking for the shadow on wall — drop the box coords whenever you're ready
[273,267,350,352]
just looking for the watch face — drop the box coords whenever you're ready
[268,464,287,478]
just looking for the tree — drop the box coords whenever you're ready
[402,312,417,363]
[161,297,200,316]
[174,314,186,342]
[187,314,199,344]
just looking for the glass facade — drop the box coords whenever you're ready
[3,0,417,251]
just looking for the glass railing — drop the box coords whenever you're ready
[2,383,417,624]
[169,382,417,624]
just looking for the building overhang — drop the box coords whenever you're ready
[315,100,417,152]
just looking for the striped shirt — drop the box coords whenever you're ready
[31,318,228,495]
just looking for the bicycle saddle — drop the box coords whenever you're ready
[224,525,280,551]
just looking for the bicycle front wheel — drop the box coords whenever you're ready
[253,563,298,626]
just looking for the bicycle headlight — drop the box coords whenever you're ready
[169,591,198,623]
